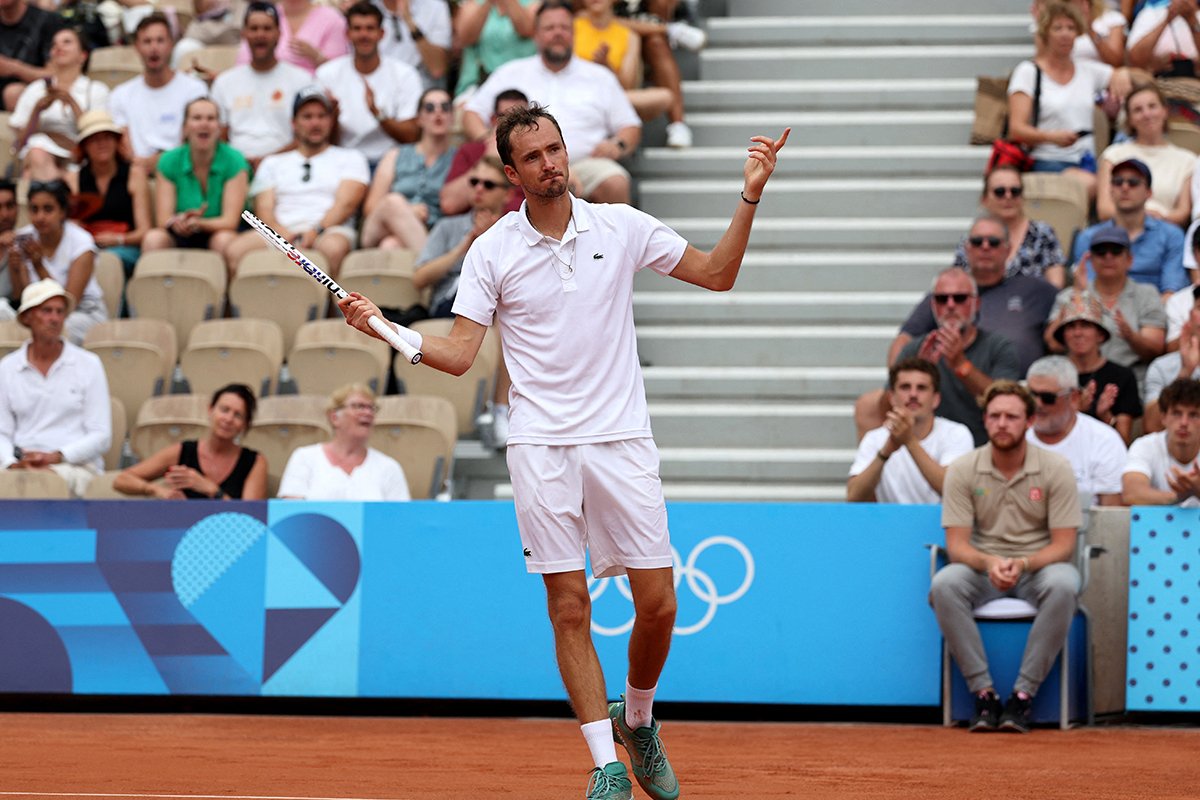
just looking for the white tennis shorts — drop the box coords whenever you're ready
[506,438,672,579]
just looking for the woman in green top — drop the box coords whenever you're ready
[142,97,251,269]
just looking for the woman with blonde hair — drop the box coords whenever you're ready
[277,384,410,500]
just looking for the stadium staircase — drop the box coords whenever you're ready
[454,0,1034,500]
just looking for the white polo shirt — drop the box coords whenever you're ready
[849,417,974,504]
[453,195,687,445]
[316,55,422,163]
[1027,412,1127,504]
[250,145,370,231]
[1123,430,1200,508]
[0,340,111,472]
[109,72,208,158]
[211,62,313,160]
[465,54,641,159]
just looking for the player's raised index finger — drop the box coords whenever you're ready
[774,127,792,152]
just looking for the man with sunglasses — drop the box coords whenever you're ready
[1072,158,1187,296]
[441,89,529,218]
[1123,377,1200,507]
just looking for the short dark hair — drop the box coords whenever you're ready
[888,357,940,394]
[980,379,1036,418]
[134,12,172,40]
[1159,378,1200,414]
[344,1,382,26]
[28,179,70,211]
[535,0,573,23]
[493,88,528,116]
[244,1,280,27]
[210,383,258,428]
[0,179,15,197]
[495,103,564,168]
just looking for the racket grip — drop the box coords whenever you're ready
[368,314,423,365]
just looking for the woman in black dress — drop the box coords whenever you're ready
[114,383,269,500]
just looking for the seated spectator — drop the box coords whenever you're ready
[114,383,268,499]
[1097,84,1193,226]
[1144,286,1200,431]
[360,87,455,252]
[1032,0,1128,67]
[574,0,672,125]
[1051,292,1143,442]
[1050,227,1167,374]
[142,97,251,267]
[0,279,111,497]
[1073,159,1188,295]
[614,0,707,54]
[64,110,153,277]
[212,1,313,170]
[1127,0,1200,77]
[108,14,208,174]
[1167,223,1200,345]
[452,0,536,101]
[368,0,451,88]
[846,357,974,504]
[236,0,348,73]
[0,0,64,112]
[953,165,1067,288]
[315,1,422,168]
[1122,376,1200,506]
[7,179,106,343]
[612,0,701,147]
[277,383,410,500]
[173,0,249,69]
[463,0,642,205]
[932,380,1082,734]
[9,27,110,181]
[1026,355,1128,505]
[1007,1,1132,201]
[440,88,527,217]
[55,0,109,50]
[225,86,369,278]
[0,180,19,318]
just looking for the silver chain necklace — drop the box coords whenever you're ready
[541,216,577,280]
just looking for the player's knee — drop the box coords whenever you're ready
[547,590,591,632]
[635,592,677,630]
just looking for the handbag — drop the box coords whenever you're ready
[986,64,1042,172]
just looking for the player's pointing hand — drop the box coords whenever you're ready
[742,127,791,201]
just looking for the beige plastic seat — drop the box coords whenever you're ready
[106,396,127,471]
[339,248,425,310]
[180,318,284,399]
[129,393,210,459]
[0,319,28,360]
[287,319,391,396]
[229,249,330,354]
[154,0,197,36]
[88,46,144,89]
[84,319,178,431]
[241,394,331,497]
[0,121,14,179]
[178,44,239,79]
[369,394,457,499]
[84,470,138,499]
[1167,120,1200,155]
[1022,173,1088,255]
[94,250,125,320]
[402,318,500,436]
[126,249,227,349]
[0,470,71,499]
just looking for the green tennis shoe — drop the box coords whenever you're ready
[586,761,632,800]
[608,698,680,800]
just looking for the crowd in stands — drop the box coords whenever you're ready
[0,0,708,500]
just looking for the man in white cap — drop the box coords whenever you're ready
[0,279,111,497]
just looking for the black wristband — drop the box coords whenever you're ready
[741,192,760,205]
[212,488,226,500]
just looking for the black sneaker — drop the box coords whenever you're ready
[968,690,1002,732]
[999,692,1033,733]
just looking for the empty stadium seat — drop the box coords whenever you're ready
[1021,173,1088,256]
[0,319,27,360]
[0,120,14,180]
[1167,120,1200,155]
[180,318,284,399]
[287,319,390,396]
[94,250,125,320]
[126,249,227,349]
[241,394,331,497]
[229,249,330,353]
[178,44,239,79]
[84,318,178,431]
[402,319,501,436]
[370,394,456,499]
[88,46,143,89]
[339,248,425,310]
[129,393,210,459]
[0,470,71,499]
[82,470,135,499]
[106,396,127,471]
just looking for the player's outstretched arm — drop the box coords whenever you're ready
[338,292,488,376]
[669,127,791,292]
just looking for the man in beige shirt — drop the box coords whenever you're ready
[933,380,1081,734]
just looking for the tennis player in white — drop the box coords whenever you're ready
[339,105,788,800]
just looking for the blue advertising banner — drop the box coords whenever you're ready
[0,501,944,706]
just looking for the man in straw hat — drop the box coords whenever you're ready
[0,278,110,496]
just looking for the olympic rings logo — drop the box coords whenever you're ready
[588,536,754,637]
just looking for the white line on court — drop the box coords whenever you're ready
[0,793,405,800]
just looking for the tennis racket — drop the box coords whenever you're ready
[241,210,423,365]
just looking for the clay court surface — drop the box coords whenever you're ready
[2,713,1197,800]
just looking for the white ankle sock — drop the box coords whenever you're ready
[582,719,617,769]
[624,679,657,730]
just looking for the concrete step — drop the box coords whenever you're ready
[648,401,854,448]
[656,447,856,482]
[681,110,973,147]
[642,365,886,401]
[663,216,969,250]
[708,15,1029,47]
[635,145,987,179]
[730,0,1030,16]
[491,480,850,503]
[680,78,977,112]
[632,290,921,323]
[636,324,893,367]
[700,45,1030,81]
[638,177,981,219]
[633,251,948,293]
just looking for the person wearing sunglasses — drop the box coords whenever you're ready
[1122,376,1200,507]
[953,165,1067,288]
[1071,158,1188,296]
[440,88,528,217]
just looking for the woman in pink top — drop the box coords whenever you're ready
[236,0,348,73]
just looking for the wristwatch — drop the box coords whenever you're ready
[410,26,425,41]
